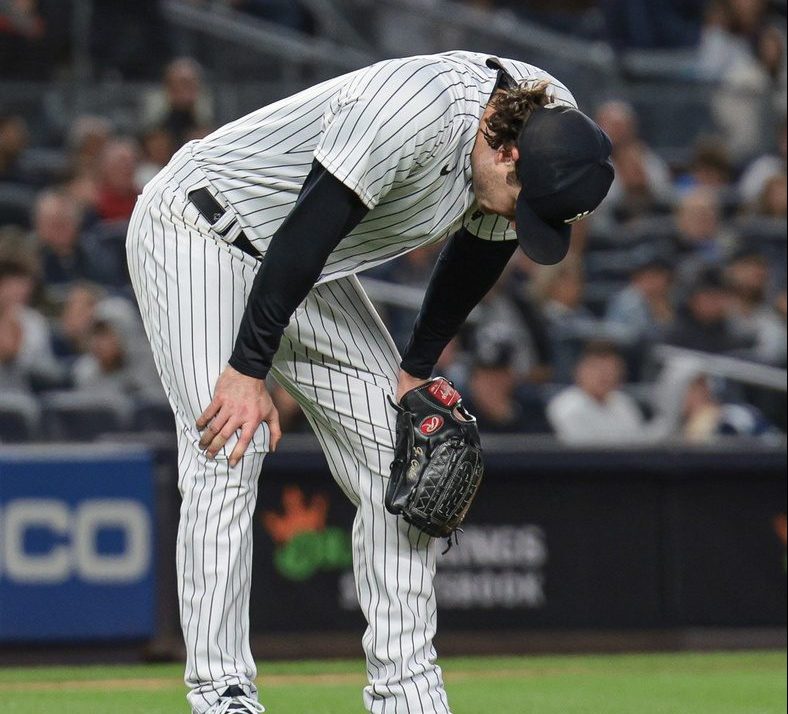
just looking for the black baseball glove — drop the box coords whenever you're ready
[385,377,484,538]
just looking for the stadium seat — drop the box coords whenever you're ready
[17,147,70,185]
[630,86,717,152]
[514,387,552,434]
[587,215,677,250]
[84,220,132,286]
[0,182,36,229]
[734,217,788,268]
[0,392,41,443]
[584,279,628,315]
[41,390,134,441]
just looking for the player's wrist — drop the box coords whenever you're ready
[228,352,270,381]
[396,369,431,402]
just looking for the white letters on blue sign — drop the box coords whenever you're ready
[0,499,151,584]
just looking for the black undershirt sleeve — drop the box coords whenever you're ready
[229,160,368,379]
[401,228,518,379]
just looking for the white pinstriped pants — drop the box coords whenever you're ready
[126,156,451,714]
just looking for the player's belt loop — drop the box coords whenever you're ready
[187,187,262,261]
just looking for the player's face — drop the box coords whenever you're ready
[470,142,521,225]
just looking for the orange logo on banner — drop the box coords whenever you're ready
[261,486,352,582]
[262,486,329,544]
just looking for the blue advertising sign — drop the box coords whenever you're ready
[0,445,156,641]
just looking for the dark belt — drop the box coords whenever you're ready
[187,187,261,260]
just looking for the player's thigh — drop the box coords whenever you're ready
[127,183,269,455]
[272,275,400,475]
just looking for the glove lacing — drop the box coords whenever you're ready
[442,528,463,555]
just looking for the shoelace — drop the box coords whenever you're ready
[213,695,266,714]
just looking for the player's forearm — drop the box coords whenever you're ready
[400,227,517,378]
[229,161,368,379]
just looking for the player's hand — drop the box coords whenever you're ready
[395,369,430,403]
[196,364,282,466]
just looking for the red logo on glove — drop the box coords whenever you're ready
[420,415,444,435]
[427,379,460,408]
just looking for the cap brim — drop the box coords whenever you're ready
[514,194,571,265]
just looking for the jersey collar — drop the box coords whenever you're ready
[486,57,517,92]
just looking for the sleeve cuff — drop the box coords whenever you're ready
[228,353,269,381]
[399,357,433,380]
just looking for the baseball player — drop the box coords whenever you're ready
[126,50,613,714]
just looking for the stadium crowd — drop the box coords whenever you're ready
[0,0,785,445]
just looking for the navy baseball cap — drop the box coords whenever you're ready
[515,105,614,265]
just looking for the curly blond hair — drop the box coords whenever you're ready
[483,80,553,150]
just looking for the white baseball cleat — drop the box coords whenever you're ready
[199,686,266,713]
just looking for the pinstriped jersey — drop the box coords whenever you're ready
[191,51,576,283]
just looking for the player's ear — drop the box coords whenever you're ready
[495,144,519,166]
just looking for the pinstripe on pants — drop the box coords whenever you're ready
[126,155,451,713]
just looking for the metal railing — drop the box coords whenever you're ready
[653,345,788,393]
[355,0,616,70]
[162,0,376,73]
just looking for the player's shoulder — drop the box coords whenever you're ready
[334,54,473,125]
[348,54,468,94]
[440,50,577,108]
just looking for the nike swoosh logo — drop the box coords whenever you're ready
[440,165,452,176]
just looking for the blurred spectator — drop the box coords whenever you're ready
[594,100,673,223]
[65,115,114,217]
[0,113,32,184]
[95,138,140,222]
[50,282,104,362]
[595,100,672,184]
[459,327,536,434]
[68,115,113,177]
[531,257,600,382]
[467,278,548,384]
[141,58,214,148]
[680,373,778,441]
[32,189,112,299]
[546,341,649,444]
[605,256,675,343]
[675,136,734,194]
[775,288,787,323]
[604,142,674,222]
[89,0,171,80]
[754,172,787,217]
[0,255,62,390]
[665,267,751,354]
[0,302,25,390]
[700,0,787,161]
[501,260,555,383]
[0,0,49,79]
[136,126,176,188]
[738,116,787,204]
[724,249,787,364]
[71,296,163,398]
[673,187,736,282]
